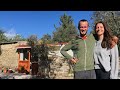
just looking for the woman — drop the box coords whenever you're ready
[93,21,119,79]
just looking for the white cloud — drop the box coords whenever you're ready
[4,28,17,38]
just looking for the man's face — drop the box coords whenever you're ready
[79,21,89,35]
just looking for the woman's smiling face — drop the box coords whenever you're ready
[95,23,105,36]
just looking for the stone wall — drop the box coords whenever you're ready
[0,43,19,69]
[48,50,74,79]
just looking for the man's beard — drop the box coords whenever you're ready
[80,30,87,37]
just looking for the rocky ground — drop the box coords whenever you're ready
[0,73,32,79]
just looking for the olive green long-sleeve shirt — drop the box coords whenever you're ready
[60,34,96,71]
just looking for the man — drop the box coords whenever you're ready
[60,19,96,79]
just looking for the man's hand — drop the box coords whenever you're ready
[111,36,119,48]
[70,57,78,64]
[112,36,118,44]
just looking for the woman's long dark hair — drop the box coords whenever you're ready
[94,21,113,49]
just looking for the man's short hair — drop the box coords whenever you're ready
[78,19,89,30]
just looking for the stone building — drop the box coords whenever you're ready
[0,41,27,70]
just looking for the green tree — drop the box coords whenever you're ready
[27,35,38,46]
[27,35,50,78]
[27,34,38,62]
[41,34,52,44]
[91,11,120,35]
[0,29,8,55]
[0,29,8,42]
[53,13,78,43]
[8,34,26,41]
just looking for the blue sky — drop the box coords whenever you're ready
[0,11,93,39]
